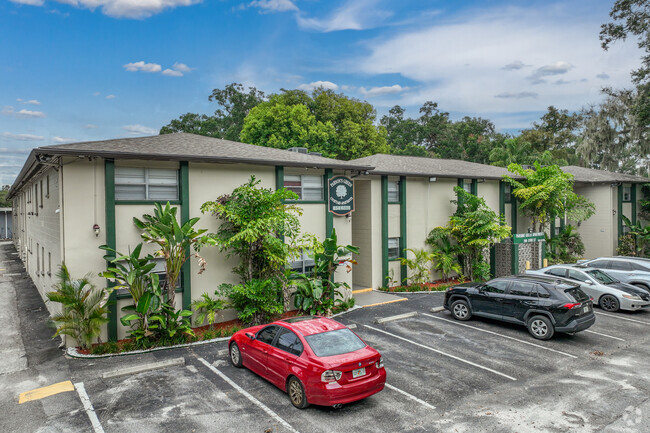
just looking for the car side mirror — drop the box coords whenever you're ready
[584,280,594,285]
[245,332,255,340]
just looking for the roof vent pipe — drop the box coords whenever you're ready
[288,147,308,154]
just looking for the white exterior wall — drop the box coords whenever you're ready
[572,184,616,258]
[351,179,374,289]
[479,180,500,216]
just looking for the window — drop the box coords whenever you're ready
[588,260,610,269]
[34,183,38,212]
[41,246,44,275]
[36,243,40,275]
[483,280,508,294]
[48,252,51,276]
[622,185,632,202]
[536,286,551,298]
[284,175,323,201]
[545,268,566,278]
[304,328,366,357]
[388,237,400,260]
[275,329,303,356]
[568,269,589,283]
[290,250,315,275]
[504,184,512,203]
[587,269,617,284]
[46,175,50,198]
[609,261,632,271]
[509,282,537,297]
[631,262,650,272]
[257,326,280,345]
[115,167,179,201]
[462,179,472,194]
[39,180,43,207]
[387,180,400,202]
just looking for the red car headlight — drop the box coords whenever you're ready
[376,357,384,369]
[321,370,342,382]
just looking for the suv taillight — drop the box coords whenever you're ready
[562,303,582,309]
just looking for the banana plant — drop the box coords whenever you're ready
[621,215,650,257]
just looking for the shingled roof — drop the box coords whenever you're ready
[34,133,373,170]
[350,154,514,179]
[561,166,648,184]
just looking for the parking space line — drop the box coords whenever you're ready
[583,329,625,342]
[197,357,300,433]
[363,325,517,381]
[421,313,578,359]
[594,311,650,325]
[74,382,105,433]
[385,383,436,410]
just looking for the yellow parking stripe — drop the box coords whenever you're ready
[18,381,75,404]
[352,287,373,294]
[362,298,408,308]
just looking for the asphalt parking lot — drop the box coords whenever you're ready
[3,238,650,432]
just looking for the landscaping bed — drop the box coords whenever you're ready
[379,279,462,293]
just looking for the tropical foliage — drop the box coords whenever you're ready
[425,235,462,281]
[546,225,586,264]
[46,264,109,349]
[399,248,434,285]
[191,292,228,329]
[218,279,284,325]
[503,163,595,232]
[622,215,650,257]
[429,187,511,281]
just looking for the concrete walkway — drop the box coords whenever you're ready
[352,287,407,308]
[0,241,28,375]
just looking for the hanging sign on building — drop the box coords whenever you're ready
[328,175,354,216]
[513,232,545,244]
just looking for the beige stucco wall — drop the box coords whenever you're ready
[351,179,374,288]
[572,184,616,258]
[479,180,500,215]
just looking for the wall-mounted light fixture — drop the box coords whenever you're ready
[429,177,437,182]
[93,224,100,237]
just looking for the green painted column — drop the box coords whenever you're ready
[325,169,333,238]
[632,184,637,226]
[471,179,478,195]
[559,213,566,234]
[457,178,464,207]
[381,176,388,287]
[180,161,191,310]
[499,181,506,218]
[550,219,556,239]
[511,198,518,235]
[275,165,284,191]
[618,184,623,245]
[399,176,407,283]
[104,159,118,341]
[511,242,519,275]
[489,245,496,277]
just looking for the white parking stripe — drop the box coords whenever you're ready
[421,313,578,359]
[385,383,436,410]
[197,357,300,433]
[584,329,625,342]
[363,325,517,381]
[74,382,105,433]
[594,311,650,325]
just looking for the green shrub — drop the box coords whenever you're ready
[191,292,227,329]
[219,279,284,325]
[617,234,637,256]
[399,248,433,285]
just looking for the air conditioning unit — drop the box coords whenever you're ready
[288,147,308,154]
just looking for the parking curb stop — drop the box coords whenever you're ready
[102,357,185,379]
[430,307,445,313]
[375,312,418,324]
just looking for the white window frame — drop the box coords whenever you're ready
[289,250,315,275]
[114,167,179,201]
[622,185,632,202]
[387,180,400,202]
[462,179,472,194]
[284,174,323,201]
[388,237,400,260]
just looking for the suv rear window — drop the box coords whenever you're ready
[304,328,366,357]
[564,287,589,303]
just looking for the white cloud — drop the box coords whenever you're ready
[359,84,407,98]
[502,61,528,71]
[123,61,162,73]
[354,5,641,121]
[528,61,574,84]
[162,68,184,77]
[298,81,339,91]
[494,92,538,99]
[10,0,44,6]
[248,0,297,13]
[172,62,192,73]
[123,124,157,135]
[297,0,392,32]
[1,132,44,141]
[17,99,41,105]
[1,106,46,118]
[105,94,116,99]
[84,124,98,129]
[53,136,76,143]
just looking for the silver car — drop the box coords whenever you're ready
[527,264,650,312]
[578,257,650,293]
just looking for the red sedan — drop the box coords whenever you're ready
[228,316,386,408]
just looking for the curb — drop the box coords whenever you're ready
[102,357,185,379]
[377,290,447,295]
[430,306,445,313]
[376,311,418,324]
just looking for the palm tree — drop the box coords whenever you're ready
[46,264,109,349]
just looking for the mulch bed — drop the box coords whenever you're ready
[383,279,463,293]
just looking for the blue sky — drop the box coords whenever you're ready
[0,0,641,185]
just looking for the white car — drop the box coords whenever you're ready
[527,264,650,312]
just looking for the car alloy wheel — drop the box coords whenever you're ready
[600,295,619,312]
[229,343,243,368]
[527,315,554,340]
[287,377,309,409]
[450,300,472,321]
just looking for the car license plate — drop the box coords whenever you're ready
[583,305,590,313]
[352,367,366,378]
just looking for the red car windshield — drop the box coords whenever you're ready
[304,328,366,357]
